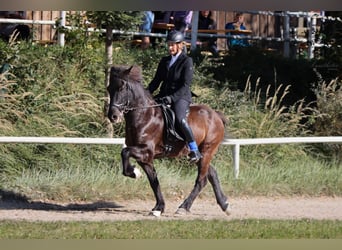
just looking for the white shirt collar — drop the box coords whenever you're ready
[169,52,182,67]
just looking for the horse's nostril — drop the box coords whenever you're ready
[108,107,123,123]
[108,113,120,123]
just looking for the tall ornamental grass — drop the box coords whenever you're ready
[0,37,341,201]
[311,78,342,162]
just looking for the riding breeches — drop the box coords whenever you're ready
[172,99,195,143]
[172,98,190,125]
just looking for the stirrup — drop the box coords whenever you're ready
[189,150,202,163]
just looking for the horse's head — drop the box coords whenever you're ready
[107,65,143,123]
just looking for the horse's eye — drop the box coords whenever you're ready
[118,79,126,90]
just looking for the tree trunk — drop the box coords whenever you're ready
[104,27,114,137]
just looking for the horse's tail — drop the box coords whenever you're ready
[216,111,228,127]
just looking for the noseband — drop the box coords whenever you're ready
[110,102,132,114]
[109,77,160,113]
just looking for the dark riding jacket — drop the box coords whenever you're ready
[147,52,193,103]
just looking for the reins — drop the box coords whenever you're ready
[111,102,161,114]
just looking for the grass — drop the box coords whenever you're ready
[0,25,341,243]
[0,219,341,239]
[0,36,341,212]
[225,157,342,197]
[1,146,341,202]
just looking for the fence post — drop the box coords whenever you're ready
[190,11,199,52]
[57,11,66,47]
[233,144,240,179]
[283,11,290,58]
[307,12,316,59]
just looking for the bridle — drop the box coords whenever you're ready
[109,76,161,114]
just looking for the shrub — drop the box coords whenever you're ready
[227,77,312,166]
[312,78,342,162]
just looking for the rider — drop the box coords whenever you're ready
[147,30,202,163]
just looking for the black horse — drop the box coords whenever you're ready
[107,65,231,216]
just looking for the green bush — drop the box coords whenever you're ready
[0,31,341,200]
[312,78,342,162]
[209,47,321,107]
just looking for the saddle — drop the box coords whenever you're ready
[159,104,184,153]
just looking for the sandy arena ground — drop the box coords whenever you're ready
[1,195,341,222]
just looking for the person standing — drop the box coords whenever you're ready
[139,11,155,49]
[147,30,202,163]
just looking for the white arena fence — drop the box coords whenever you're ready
[0,136,341,179]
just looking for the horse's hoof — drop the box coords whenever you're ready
[149,210,161,217]
[224,202,232,216]
[175,207,188,215]
[133,168,142,179]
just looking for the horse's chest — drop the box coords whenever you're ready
[125,125,151,142]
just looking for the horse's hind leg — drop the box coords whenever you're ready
[207,165,231,215]
[176,163,231,216]
[176,162,208,214]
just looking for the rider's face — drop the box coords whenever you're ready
[167,42,182,55]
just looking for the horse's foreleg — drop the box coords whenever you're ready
[208,165,231,215]
[139,162,165,216]
[121,147,142,179]
[121,147,165,216]
[176,163,208,214]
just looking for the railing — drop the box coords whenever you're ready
[221,137,342,178]
[0,18,55,25]
[0,136,341,179]
[0,16,62,45]
[1,11,339,59]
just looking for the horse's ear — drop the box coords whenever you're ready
[124,65,134,75]
[110,66,116,77]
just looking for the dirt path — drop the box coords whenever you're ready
[1,196,342,222]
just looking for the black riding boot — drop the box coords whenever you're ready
[180,118,202,163]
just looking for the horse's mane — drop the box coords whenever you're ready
[111,64,154,101]
[111,64,142,83]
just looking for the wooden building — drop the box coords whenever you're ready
[25,11,61,42]
[21,11,278,46]
[19,10,314,55]
[211,11,278,50]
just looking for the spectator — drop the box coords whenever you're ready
[198,10,219,56]
[0,11,30,42]
[150,11,172,47]
[170,11,193,34]
[153,11,172,24]
[139,11,155,49]
[225,12,249,48]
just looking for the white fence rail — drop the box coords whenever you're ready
[222,137,342,178]
[0,136,341,179]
